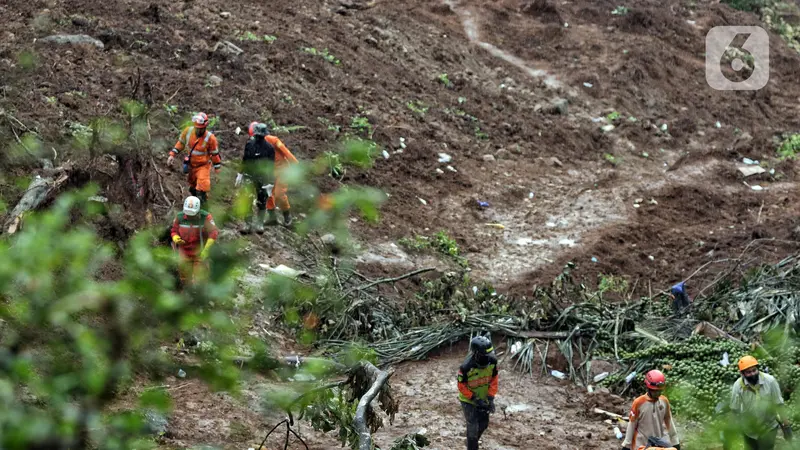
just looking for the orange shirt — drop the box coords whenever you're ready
[172,126,221,168]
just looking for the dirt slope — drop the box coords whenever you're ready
[4,0,800,448]
[3,0,800,294]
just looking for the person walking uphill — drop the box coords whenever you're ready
[622,370,681,450]
[731,355,791,450]
[167,112,221,205]
[236,121,298,227]
[457,336,498,450]
[171,196,219,287]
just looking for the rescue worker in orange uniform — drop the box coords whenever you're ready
[457,336,498,450]
[622,370,681,450]
[170,196,219,286]
[167,112,221,205]
[239,121,298,227]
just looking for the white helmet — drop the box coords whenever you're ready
[183,196,201,216]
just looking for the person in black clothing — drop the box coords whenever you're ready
[235,122,276,234]
[457,336,499,450]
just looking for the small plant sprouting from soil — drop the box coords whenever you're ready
[318,117,341,134]
[612,5,630,15]
[474,126,489,140]
[777,133,800,159]
[437,73,453,88]
[603,153,619,165]
[350,114,373,137]
[235,30,277,43]
[399,231,468,267]
[406,100,429,116]
[302,47,341,65]
[606,111,621,121]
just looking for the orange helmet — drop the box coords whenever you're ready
[738,355,758,372]
[192,112,209,128]
[248,121,258,137]
[644,370,666,390]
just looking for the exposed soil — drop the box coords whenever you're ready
[4,0,800,447]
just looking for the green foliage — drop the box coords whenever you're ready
[611,5,630,15]
[0,186,246,448]
[606,111,621,121]
[399,231,467,267]
[603,153,619,165]
[350,115,373,137]
[302,47,341,65]
[406,100,429,116]
[722,0,764,12]
[324,151,344,179]
[235,30,276,43]
[777,133,800,159]
[436,73,452,88]
[597,273,628,293]
[474,126,489,140]
[390,433,430,450]
[318,117,341,134]
[16,50,38,70]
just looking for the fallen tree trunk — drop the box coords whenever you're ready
[353,362,394,450]
[4,169,70,234]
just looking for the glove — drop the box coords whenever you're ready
[235,173,244,187]
[167,152,176,165]
[474,399,489,411]
[172,235,186,245]
[200,238,215,260]
[487,396,496,414]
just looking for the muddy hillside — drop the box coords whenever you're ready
[2,0,800,292]
[2,0,800,448]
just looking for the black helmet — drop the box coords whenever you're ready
[252,122,269,137]
[470,335,493,365]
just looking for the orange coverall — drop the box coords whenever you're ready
[170,211,219,285]
[265,135,298,211]
[170,126,221,195]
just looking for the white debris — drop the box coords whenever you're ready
[529,192,535,199]
[593,372,610,383]
[720,352,730,367]
[482,154,496,162]
[625,371,637,383]
[742,158,758,165]
[269,265,305,279]
[738,166,766,177]
[220,11,231,18]
[583,82,593,88]
[418,197,428,205]
[235,126,242,135]
[715,121,722,128]
[472,286,478,295]
[751,185,764,191]
[436,168,444,174]
[648,255,655,261]
[546,222,556,227]
[438,153,452,163]
[382,150,390,159]
[633,204,640,208]
[558,239,576,247]
[446,165,457,172]
[551,370,567,379]
[601,124,615,132]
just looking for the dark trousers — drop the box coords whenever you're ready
[744,429,778,450]
[244,175,270,211]
[461,402,489,450]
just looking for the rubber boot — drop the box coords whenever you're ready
[197,190,208,206]
[282,210,293,228]
[265,209,278,226]
[255,210,266,234]
[241,214,253,234]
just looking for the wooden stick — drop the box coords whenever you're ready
[354,363,393,450]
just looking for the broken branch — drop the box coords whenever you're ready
[354,362,394,450]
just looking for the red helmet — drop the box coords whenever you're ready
[192,112,209,128]
[248,121,258,137]
[644,370,666,390]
